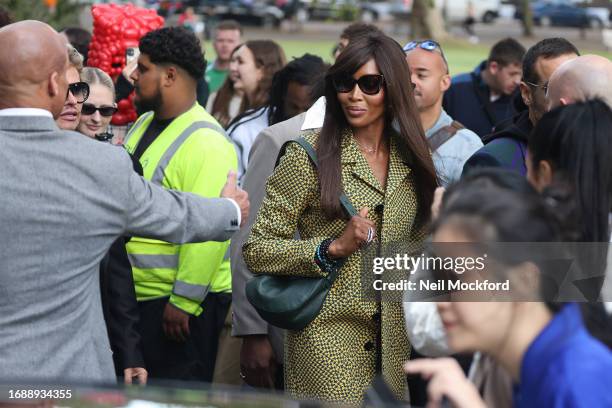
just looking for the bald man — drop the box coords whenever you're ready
[405,42,482,186]
[0,21,247,384]
[0,21,68,115]
[547,54,612,110]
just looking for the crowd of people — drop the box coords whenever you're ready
[1,7,612,407]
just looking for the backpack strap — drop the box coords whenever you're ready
[428,120,465,152]
[276,137,357,218]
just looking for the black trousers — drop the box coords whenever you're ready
[136,293,231,382]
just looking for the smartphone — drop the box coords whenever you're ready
[125,47,140,65]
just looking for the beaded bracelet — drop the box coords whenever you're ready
[314,238,344,272]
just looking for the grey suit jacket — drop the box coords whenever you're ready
[230,112,306,362]
[0,116,239,384]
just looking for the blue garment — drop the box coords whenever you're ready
[425,110,482,187]
[513,303,612,408]
[443,61,516,138]
[462,110,531,177]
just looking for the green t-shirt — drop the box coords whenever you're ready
[205,61,228,93]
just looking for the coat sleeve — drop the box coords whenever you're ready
[242,142,329,278]
[231,127,282,336]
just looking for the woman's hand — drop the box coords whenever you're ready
[404,358,486,408]
[328,207,376,258]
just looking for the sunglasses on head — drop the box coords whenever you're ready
[333,74,385,96]
[81,103,118,117]
[403,40,442,53]
[67,81,90,104]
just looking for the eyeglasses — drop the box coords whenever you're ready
[332,74,385,96]
[524,80,549,95]
[67,82,90,104]
[81,103,118,117]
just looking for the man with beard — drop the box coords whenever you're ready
[404,40,482,186]
[463,38,579,176]
[124,27,238,381]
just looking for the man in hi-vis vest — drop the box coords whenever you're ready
[125,27,238,381]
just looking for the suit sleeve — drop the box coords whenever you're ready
[121,151,240,244]
[242,142,328,278]
[231,128,280,337]
[106,237,145,370]
[169,134,238,315]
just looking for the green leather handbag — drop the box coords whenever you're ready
[245,137,356,331]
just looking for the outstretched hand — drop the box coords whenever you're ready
[221,170,249,227]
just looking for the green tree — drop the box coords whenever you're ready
[520,0,534,37]
[410,0,448,41]
[0,0,82,29]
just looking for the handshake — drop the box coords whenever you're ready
[220,170,250,227]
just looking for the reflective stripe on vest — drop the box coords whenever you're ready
[150,121,227,185]
[125,111,154,143]
[173,280,210,303]
[128,253,179,269]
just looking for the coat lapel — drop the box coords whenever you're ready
[340,128,385,195]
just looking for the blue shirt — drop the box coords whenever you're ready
[443,61,516,138]
[425,110,482,187]
[514,303,612,408]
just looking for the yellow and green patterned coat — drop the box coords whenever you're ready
[243,129,424,403]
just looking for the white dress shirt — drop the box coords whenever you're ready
[0,108,53,118]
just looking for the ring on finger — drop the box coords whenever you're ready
[366,227,374,244]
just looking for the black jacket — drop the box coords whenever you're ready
[100,238,144,373]
[99,153,144,374]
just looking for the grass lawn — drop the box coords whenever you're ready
[205,38,612,76]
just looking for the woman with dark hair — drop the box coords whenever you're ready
[527,99,612,345]
[527,99,612,244]
[229,53,328,182]
[243,33,437,402]
[208,40,286,128]
[206,46,243,128]
[404,179,612,408]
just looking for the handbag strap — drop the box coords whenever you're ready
[276,137,357,218]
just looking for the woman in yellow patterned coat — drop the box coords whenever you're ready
[243,32,438,403]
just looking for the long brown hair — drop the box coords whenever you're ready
[318,32,437,224]
[212,40,286,128]
[242,40,286,109]
[211,46,245,128]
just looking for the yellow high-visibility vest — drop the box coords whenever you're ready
[124,103,237,316]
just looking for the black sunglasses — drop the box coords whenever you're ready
[81,103,118,117]
[67,82,90,104]
[333,74,385,96]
